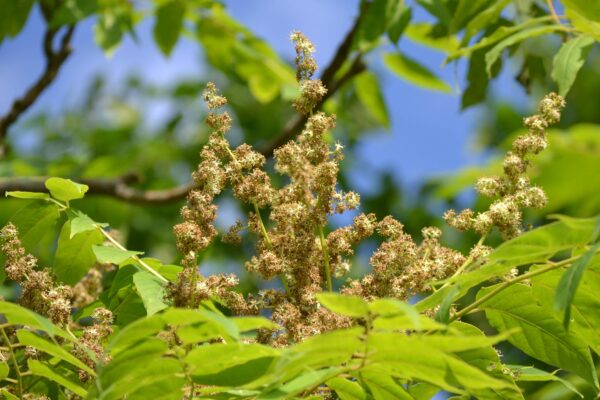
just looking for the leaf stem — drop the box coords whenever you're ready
[546,0,562,25]
[439,234,487,290]
[1,327,23,399]
[228,145,290,297]
[319,226,333,292]
[95,225,168,284]
[450,252,585,322]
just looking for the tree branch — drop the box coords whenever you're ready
[0,25,75,158]
[1,6,367,204]
[0,175,196,205]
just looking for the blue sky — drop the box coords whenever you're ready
[0,0,530,191]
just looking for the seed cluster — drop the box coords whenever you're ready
[444,93,565,238]
[167,33,566,345]
[71,308,113,382]
[343,220,465,301]
[0,224,72,326]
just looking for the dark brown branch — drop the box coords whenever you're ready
[0,25,75,158]
[0,175,197,205]
[1,5,368,204]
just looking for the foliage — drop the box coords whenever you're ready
[1,0,600,399]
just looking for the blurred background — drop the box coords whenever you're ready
[2,0,600,397]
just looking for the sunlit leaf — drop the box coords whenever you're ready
[133,271,169,316]
[54,220,104,285]
[316,292,369,318]
[383,52,451,92]
[93,245,142,265]
[153,0,185,56]
[552,35,595,96]
[479,284,598,388]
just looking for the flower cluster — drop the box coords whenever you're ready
[444,93,565,238]
[167,33,564,346]
[169,82,270,311]
[71,308,113,382]
[290,31,327,115]
[343,218,465,300]
[0,224,71,326]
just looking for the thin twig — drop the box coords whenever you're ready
[0,25,75,158]
[449,248,600,322]
[1,326,24,398]
[545,0,562,25]
[0,175,195,205]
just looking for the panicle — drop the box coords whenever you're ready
[290,31,327,115]
[445,93,565,239]
[71,308,113,382]
[0,224,72,326]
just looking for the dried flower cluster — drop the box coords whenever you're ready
[71,307,113,382]
[343,219,466,300]
[166,32,566,346]
[0,223,72,326]
[444,93,565,238]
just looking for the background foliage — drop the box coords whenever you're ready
[0,0,600,399]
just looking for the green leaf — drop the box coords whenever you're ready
[555,241,600,330]
[0,388,19,399]
[94,8,133,56]
[5,191,49,200]
[231,316,279,332]
[383,52,451,93]
[485,25,567,76]
[45,177,88,202]
[369,298,445,331]
[0,0,34,43]
[562,0,600,23]
[9,202,61,252]
[50,0,99,26]
[153,0,185,56]
[133,271,169,315]
[275,327,363,383]
[405,23,459,53]
[387,6,412,44]
[508,365,584,398]
[435,285,459,324]
[479,284,598,387]
[354,72,390,128]
[93,245,142,264]
[450,322,524,400]
[98,340,184,400]
[259,367,343,400]
[187,343,280,386]
[418,216,600,312]
[551,35,595,96]
[68,209,107,238]
[0,302,71,339]
[327,377,367,400]
[447,16,555,63]
[316,293,369,318]
[0,363,8,381]
[16,330,93,374]
[460,0,511,45]
[357,0,399,47]
[28,360,88,397]
[531,257,600,356]
[360,371,413,399]
[54,221,104,285]
[367,333,511,393]
[248,70,281,103]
